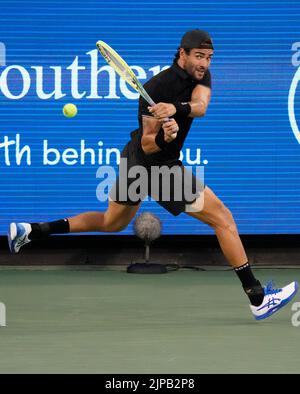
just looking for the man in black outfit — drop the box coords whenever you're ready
[8,30,298,320]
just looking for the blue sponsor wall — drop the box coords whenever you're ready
[0,0,300,235]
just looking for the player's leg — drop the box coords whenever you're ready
[186,186,247,268]
[68,199,140,233]
[8,200,140,254]
[8,138,144,254]
[186,186,298,320]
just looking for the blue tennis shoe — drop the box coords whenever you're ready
[250,280,299,321]
[8,222,32,254]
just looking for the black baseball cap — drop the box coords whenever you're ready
[180,29,214,50]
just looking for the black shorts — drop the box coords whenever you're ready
[109,142,205,216]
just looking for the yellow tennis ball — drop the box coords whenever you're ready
[63,103,78,118]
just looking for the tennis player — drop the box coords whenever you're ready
[8,30,298,320]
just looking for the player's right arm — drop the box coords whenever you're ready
[139,79,178,154]
[141,115,162,154]
[141,116,179,154]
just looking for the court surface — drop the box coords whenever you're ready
[0,268,299,374]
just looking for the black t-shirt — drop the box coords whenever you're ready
[130,61,211,164]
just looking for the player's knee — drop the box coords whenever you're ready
[212,203,237,233]
[104,222,128,232]
[221,207,236,232]
[112,222,129,232]
[103,214,129,232]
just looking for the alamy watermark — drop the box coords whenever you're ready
[0,42,6,66]
[291,302,300,327]
[289,42,300,145]
[291,42,300,67]
[0,302,6,327]
[96,160,205,212]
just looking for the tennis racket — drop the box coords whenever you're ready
[96,40,155,106]
[96,40,176,141]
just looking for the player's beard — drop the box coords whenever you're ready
[185,63,206,81]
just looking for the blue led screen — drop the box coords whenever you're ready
[1,0,300,234]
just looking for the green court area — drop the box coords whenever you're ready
[0,268,299,374]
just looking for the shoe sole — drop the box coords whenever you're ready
[7,223,17,254]
[254,282,299,321]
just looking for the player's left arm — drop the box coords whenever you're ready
[147,85,211,120]
[188,84,211,118]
